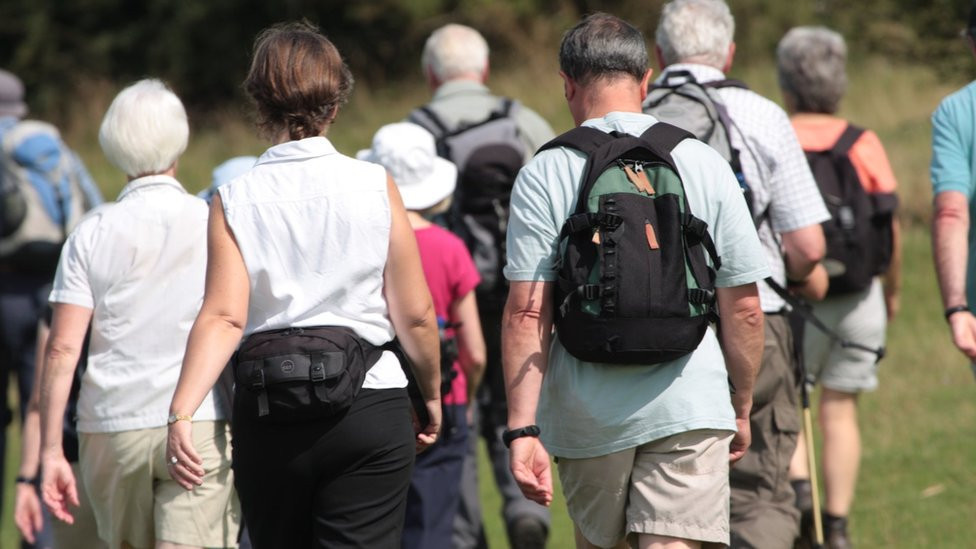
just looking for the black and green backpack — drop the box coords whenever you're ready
[538,122,721,365]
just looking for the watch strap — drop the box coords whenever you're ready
[944,304,970,321]
[502,425,541,448]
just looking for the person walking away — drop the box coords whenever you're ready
[407,22,555,549]
[932,5,976,380]
[38,79,239,549]
[0,68,102,549]
[777,26,902,549]
[503,12,769,548]
[652,2,830,547]
[166,22,442,549]
[358,121,487,549]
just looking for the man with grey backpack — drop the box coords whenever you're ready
[0,68,102,548]
[648,1,830,547]
[407,23,554,549]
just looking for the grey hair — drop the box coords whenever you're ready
[421,24,489,82]
[655,0,735,69]
[559,12,647,85]
[99,79,188,177]
[776,26,847,114]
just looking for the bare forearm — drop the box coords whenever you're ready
[18,408,41,478]
[884,216,903,298]
[502,282,553,429]
[39,355,78,459]
[396,307,441,402]
[933,206,967,307]
[717,286,764,418]
[170,314,244,416]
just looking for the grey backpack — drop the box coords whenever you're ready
[409,99,524,300]
[642,70,760,222]
[0,119,95,274]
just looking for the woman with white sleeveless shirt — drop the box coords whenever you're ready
[165,22,442,549]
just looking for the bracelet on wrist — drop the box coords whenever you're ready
[944,305,970,321]
[167,413,192,425]
[502,425,541,448]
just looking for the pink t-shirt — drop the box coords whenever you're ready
[414,225,481,405]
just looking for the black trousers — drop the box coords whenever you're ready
[232,388,415,549]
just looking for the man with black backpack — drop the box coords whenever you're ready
[408,23,555,549]
[503,12,768,548]
[650,2,831,548]
[0,68,102,544]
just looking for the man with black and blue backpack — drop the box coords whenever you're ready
[407,23,555,549]
[503,12,768,548]
[0,67,102,547]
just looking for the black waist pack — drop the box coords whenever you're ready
[233,326,386,423]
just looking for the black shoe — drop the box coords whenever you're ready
[823,513,851,549]
[508,516,548,549]
[791,479,815,549]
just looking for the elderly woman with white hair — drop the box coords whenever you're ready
[777,26,901,549]
[38,78,240,549]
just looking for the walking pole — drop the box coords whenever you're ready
[800,376,825,549]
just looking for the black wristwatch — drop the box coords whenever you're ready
[15,475,37,486]
[502,425,541,448]
[944,304,970,321]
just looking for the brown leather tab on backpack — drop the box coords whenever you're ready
[645,221,659,250]
[637,170,655,195]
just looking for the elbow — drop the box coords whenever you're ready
[738,303,765,332]
[934,203,967,227]
[45,337,82,366]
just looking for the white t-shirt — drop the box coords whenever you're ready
[504,112,770,458]
[219,137,406,389]
[50,175,221,433]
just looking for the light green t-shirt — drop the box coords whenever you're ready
[504,112,770,458]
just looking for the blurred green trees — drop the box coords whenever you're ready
[0,0,971,119]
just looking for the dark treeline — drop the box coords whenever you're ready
[0,0,970,121]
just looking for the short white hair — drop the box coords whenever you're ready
[655,0,735,69]
[99,79,188,177]
[421,24,489,82]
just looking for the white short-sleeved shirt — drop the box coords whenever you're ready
[50,175,221,433]
[504,112,770,458]
[657,65,830,312]
[219,137,406,389]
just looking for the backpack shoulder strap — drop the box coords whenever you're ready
[536,126,614,156]
[704,78,749,90]
[832,124,865,155]
[637,122,695,162]
[407,106,450,138]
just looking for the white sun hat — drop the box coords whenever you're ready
[357,122,457,210]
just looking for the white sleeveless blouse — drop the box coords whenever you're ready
[219,136,406,389]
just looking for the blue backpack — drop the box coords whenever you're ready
[0,119,100,275]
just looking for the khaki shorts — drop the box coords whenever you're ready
[80,420,240,548]
[557,429,733,548]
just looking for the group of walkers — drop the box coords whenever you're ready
[2,0,975,547]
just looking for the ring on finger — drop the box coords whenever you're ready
[170,456,179,465]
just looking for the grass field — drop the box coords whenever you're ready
[2,57,976,547]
